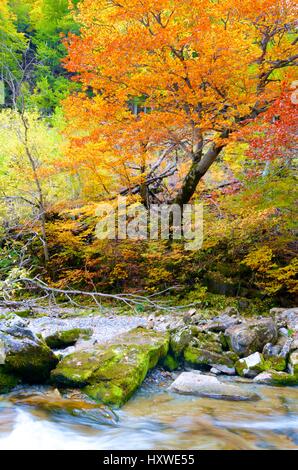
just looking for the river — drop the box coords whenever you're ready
[0,370,297,450]
[0,311,297,450]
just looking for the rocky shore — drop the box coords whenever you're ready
[0,306,297,408]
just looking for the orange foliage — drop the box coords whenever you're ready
[62,0,297,200]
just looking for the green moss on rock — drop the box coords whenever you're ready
[183,330,237,368]
[5,342,58,382]
[236,352,286,377]
[0,367,20,393]
[254,370,298,386]
[45,328,93,349]
[170,326,198,357]
[51,327,169,407]
[184,345,235,368]
[0,329,59,383]
[162,354,179,371]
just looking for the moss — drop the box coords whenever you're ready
[84,382,125,408]
[15,310,32,318]
[265,371,298,386]
[225,351,239,363]
[5,342,58,383]
[51,328,169,407]
[235,360,246,376]
[45,328,93,349]
[51,350,108,387]
[262,356,286,372]
[184,345,234,368]
[195,331,223,353]
[0,367,20,393]
[162,354,179,371]
[170,326,198,357]
[236,353,286,377]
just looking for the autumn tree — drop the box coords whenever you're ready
[63,0,297,207]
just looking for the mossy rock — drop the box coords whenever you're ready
[45,328,93,349]
[262,356,287,371]
[225,320,278,357]
[51,327,169,407]
[15,310,32,318]
[254,370,298,386]
[195,331,223,353]
[162,354,179,371]
[0,329,58,383]
[170,326,198,358]
[0,367,20,393]
[236,352,286,377]
[184,345,235,368]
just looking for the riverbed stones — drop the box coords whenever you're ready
[51,327,169,407]
[225,319,278,357]
[169,326,198,357]
[44,328,93,349]
[253,370,298,386]
[169,372,259,401]
[276,308,298,331]
[210,364,236,375]
[235,352,264,378]
[0,324,58,383]
[183,331,238,369]
[235,350,287,378]
[201,313,240,333]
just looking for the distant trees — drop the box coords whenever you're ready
[0,0,80,112]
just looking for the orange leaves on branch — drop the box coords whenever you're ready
[62,0,297,201]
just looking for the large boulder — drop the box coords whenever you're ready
[169,372,259,401]
[225,319,278,357]
[44,328,93,349]
[51,327,169,407]
[0,322,58,383]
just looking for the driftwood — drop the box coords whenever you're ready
[0,277,194,313]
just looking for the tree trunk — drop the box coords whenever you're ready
[173,140,227,207]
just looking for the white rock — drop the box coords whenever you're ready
[253,372,273,384]
[238,352,262,369]
[168,372,259,401]
[211,364,236,375]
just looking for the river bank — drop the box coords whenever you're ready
[0,305,297,449]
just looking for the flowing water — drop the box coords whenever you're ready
[0,370,297,450]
